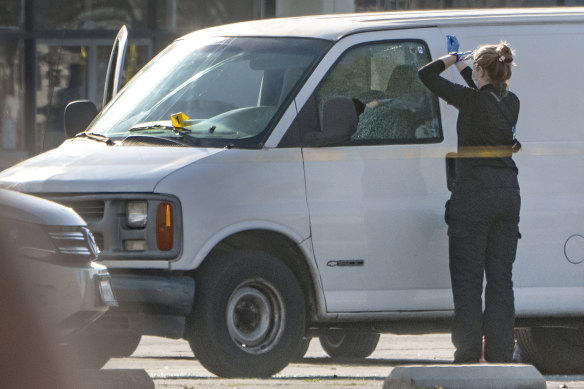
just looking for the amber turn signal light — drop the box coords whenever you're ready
[157,202,173,251]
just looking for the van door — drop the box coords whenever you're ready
[103,26,129,106]
[297,29,456,313]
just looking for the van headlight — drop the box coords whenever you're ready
[126,200,148,228]
[51,194,182,260]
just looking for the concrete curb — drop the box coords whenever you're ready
[383,364,546,389]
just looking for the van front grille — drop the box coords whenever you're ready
[62,200,105,221]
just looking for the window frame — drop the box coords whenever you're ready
[306,38,443,147]
[272,30,445,149]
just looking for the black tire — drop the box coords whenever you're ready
[185,251,306,377]
[63,345,111,369]
[294,337,312,361]
[63,332,142,369]
[319,330,380,359]
[106,333,142,358]
[516,327,584,374]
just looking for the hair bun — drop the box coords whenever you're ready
[497,42,514,64]
[473,41,515,85]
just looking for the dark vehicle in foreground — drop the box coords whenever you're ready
[0,189,116,366]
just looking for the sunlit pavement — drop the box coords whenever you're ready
[103,334,584,388]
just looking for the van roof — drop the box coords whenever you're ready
[181,8,584,42]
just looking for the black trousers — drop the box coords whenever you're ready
[447,187,520,363]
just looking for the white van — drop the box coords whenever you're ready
[1,8,583,377]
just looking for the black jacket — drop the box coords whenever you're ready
[418,59,520,190]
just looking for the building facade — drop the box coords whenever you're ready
[0,0,579,169]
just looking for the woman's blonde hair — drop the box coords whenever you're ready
[473,41,516,90]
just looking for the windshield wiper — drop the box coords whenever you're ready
[123,133,201,147]
[128,123,202,146]
[126,125,201,147]
[74,132,114,146]
[129,124,191,135]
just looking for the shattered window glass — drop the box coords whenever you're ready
[314,41,442,145]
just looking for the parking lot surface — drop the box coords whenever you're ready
[103,334,584,388]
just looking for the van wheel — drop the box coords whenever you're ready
[63,333,141,368]
[185,251,306,377]
[516,327,584,374]
[62,343,110,369]
[107,334,142,357]
[319,330,380,359]
[294,337,312,361]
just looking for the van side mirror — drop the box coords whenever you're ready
[64,100,98,138]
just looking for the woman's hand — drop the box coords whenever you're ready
[447,35,460,53]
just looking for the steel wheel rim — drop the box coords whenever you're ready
[226,279,285,354]
[324,330,346,348]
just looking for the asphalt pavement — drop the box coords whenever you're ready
[99,334,584,388]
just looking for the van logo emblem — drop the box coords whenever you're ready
[327,260,364,267]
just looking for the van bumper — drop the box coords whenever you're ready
[90,272,195,338]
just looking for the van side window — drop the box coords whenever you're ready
[296,40,442,147]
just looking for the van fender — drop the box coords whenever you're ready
[174,220,326,316]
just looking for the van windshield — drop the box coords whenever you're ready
[87,37,330,148]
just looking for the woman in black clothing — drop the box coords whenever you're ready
[418,39,521,363]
